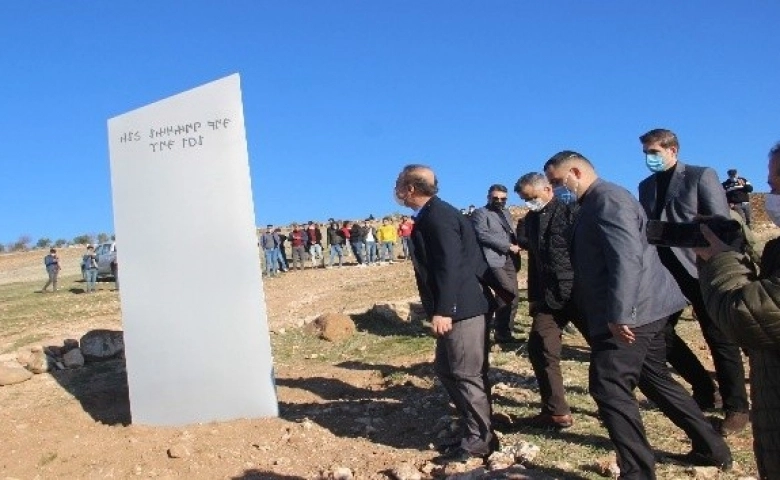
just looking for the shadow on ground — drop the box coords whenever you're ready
[231,471,305,480]
[50,357,131,426]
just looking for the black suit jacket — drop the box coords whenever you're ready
[524,198,578,310]
[410,196,492,321]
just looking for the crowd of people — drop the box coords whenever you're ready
[38,127,773,477]
[258,217,415,276]
[393,129,778,479]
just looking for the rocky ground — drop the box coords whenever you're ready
[0,229,774,479]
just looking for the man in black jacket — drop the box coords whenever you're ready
[513,172,587,430]
[394,164,497,464]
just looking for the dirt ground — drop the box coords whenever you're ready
[0,235,772,479]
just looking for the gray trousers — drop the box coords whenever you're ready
[434,314,493,455]
[489,256,520,338]
[291,246,307,269]
[42,269,59,291]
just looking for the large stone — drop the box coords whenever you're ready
[167,444,190,459]
[0,364,34,386]
[80,329,124,361]
[63,338,80,353]
[369,300,427,324]
[312,314,356,342]
[24,347,50,374]
[63,348,85,368]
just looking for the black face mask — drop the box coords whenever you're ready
[490,199,506,210]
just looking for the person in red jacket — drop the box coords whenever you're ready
[288,223,309,270]
[398,215,414,261]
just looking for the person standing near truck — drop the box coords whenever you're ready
[82,245,99,293]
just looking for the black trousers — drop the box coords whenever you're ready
[672,270,749,413]
[590,317,729,480]
[527,302,589,415]
[434,314,494,455]
[488,256,520,338]
[664,310,718,407]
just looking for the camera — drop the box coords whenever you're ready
[646,216,744,248]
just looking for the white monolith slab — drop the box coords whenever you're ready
[107,73,278,425]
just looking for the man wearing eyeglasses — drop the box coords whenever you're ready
[471,184,522,344]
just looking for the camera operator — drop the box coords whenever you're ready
[694,142,780,479]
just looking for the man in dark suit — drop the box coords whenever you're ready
[394,164,496,464]
[544,151,731,478]
[471,184,522,344]
[638,128,750,436]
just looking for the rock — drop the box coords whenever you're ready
[445,466,486,479]
[16,349,33,367]
[311,313,356,342]
[25,347,50,374]
[167,444,190,458]
[689,466,719,479]
[63,339,80,353]
[44,345,62,357]
[389,462,421,480]
[594,455,620,479]
[63,349,85,368]
[80,329,124,361]
[330,467,353,480]
[0,364,34,386]
[512,441,540,464]
[369,300,426,324]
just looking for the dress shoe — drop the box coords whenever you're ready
[432,446,488,465]
[514,412,573,430]
[666,450,733,471]
[717,410,749,436]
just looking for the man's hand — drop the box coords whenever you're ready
[509,244,522,254]
[693,224,737,261]
[608,323,635,344]
[431,315,453,336]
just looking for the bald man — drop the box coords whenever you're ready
[544,151,731,478]
[394,164,497,464]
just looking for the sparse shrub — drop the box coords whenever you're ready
[36,238,52,249]
[72,234,94,246]
[96,233,110,243]
[54,239,67,248]
[11,235,31,251]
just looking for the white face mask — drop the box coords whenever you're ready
[765,194,780,226]
[525,198,548,212]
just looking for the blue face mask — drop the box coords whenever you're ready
[645,154,666,173]
[553,186,575,205]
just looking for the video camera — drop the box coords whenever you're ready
[646,216,744,249]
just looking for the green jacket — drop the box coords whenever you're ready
[699,238,780,479]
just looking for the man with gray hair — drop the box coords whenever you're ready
[512,172,586,430]
[395,164,497,464]
[471,184,522,344]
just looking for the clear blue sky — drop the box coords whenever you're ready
[1,1,778,244]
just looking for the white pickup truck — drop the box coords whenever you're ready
[94,242,118,278]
